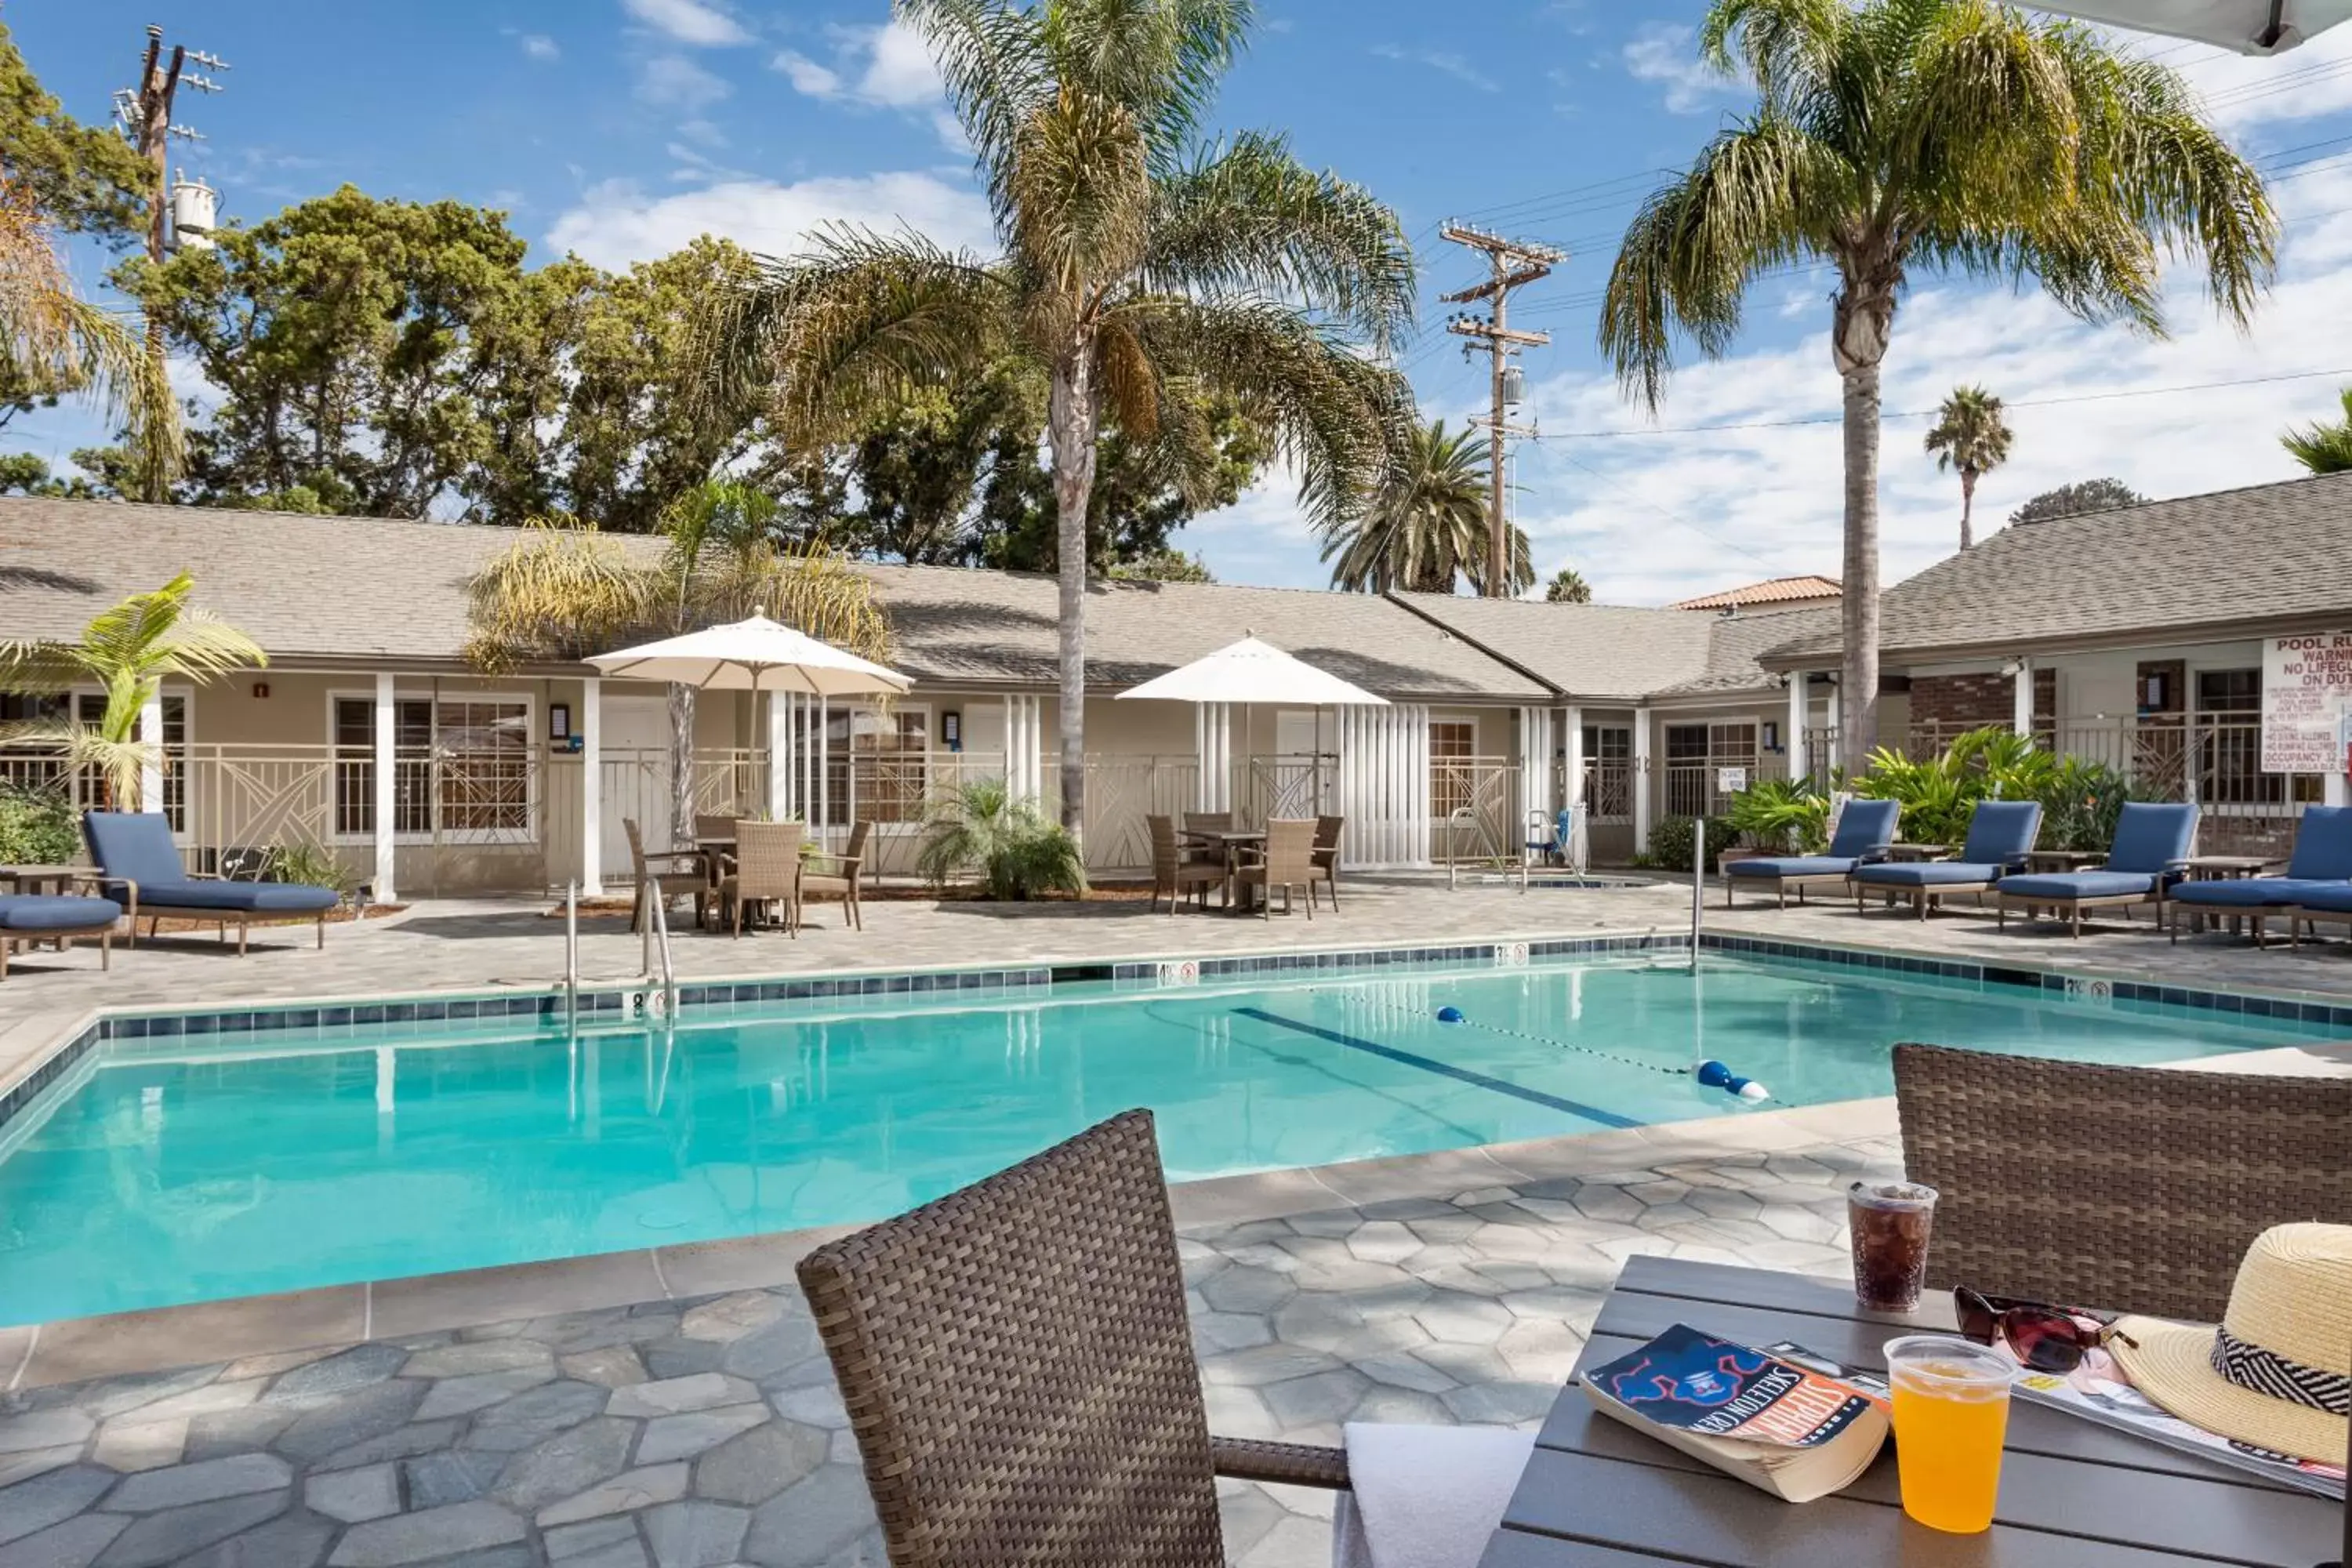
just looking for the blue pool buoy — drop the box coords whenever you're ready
[1696,1059,1772,1103]
[1436,1005,1468,1024]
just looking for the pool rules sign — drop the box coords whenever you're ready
[2259,632,2352,775]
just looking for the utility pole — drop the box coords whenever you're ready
[1441,224,1562,597]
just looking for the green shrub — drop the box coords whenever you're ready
[1722,777,1831,852]
[259,842,357,898]
[916,779,1087,900]
[1647,814,1733,872]
[0,783,77,865]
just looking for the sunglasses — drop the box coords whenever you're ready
[1954,1288,2136,1373]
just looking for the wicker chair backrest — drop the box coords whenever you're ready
[732,821,803,900]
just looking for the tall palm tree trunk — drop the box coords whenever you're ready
[1047,354,1099,846]
[1832,276,1893,776]
[1958,468,1977,552]
[669,684,698,847]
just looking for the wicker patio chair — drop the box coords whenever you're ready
[624,818,709,934]
[717,819,803,938]
[1179,811,1231,868]
[1893,1042,2352,1321]
[1310,813,1345,909]
[1234,818,1318,920]
[1149,815,1224,915]
[800,819,871,930]
[797,1110,1348,1568]
[694,813,739,909]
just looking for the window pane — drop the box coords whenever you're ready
[1430,721,1476,816]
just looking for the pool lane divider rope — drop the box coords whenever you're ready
[1231,1007,1642,1131]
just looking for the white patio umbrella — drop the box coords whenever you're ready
[586,612,911,698]
[1117,636,1387,817]
[2026,0,2350,52]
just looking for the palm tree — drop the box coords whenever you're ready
[1923,385,2013,551]
[2281,387,2352,475]
[1544,567,1592,604]
[0,180,179,495]
[697,0,1414,848]
[1321,419,1534,594]
[466,481,891,842]
[0,572,263,809]
[1599,0,2273,775]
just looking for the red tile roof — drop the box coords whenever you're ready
[1668,575,1842,611]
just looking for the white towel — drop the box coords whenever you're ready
[1330,1423,1538,1568]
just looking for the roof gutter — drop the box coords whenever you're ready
[1757,609,2352,672]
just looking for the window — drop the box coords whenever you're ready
[1429,719,1477,818]
[1664,720,1757,818]
[0,691,187,830]
[852,707,931,823]
[332,695,529,839]
[2195,669,2321,807]
[1581,724,1632,822]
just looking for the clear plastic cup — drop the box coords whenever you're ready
[1848,1180,1937,1312]
[1885,1334,2015,1534]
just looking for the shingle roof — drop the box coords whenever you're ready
[1762,472,2352,665]
[1657,605,1844,696]
[0,499,1547,701]
[1388,593,1718,702]
[1668,574,1841,611]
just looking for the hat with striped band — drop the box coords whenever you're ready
[2110,1222,2350,1468]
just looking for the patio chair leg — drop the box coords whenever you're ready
[1997,903,2005,929]
[2072,906,2083,938]
[317,913,325,950]
[101,927,111,971]
[238,920,249,956]
[1301,884,1312,921]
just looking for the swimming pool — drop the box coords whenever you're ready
[0,950,2337,1325]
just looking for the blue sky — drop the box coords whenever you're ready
[17,1,2352,604]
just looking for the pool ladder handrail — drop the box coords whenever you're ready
[648,879,680,1019]
[564,880,580,1031]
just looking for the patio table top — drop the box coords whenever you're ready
[1485,1254,2340,1568]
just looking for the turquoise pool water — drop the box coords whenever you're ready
[0,954,2336,1325]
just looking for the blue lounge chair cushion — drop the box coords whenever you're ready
[2169,877,2339,909]
[1957,800,2042,865]
[2289,883,2352,913]
[1995,871,2158,901]
[2285,805,2352,880]
[1852,861,2011,888]
[82,810,187,892]
[0,895,122,932]
[1827,799,1901,859]
[2105,802,2199,875]
[1726,855,1858,880]
[142,881,339,914]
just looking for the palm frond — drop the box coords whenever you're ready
[896,0,1054,222]
[2281,387,2352,476]
[464,521,654,670]
[1046,0,1254,170]
[1006,89,1154,291]
[1142,131,1414,352]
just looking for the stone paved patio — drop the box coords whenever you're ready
[0,1110,1893,1568]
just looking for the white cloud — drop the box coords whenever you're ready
[771,22,956,149]
[772,50,843,97]
[620,0,750,48]
[2171,24,2352,135]
[1369,44,1498,93]
[1621,23,1740,115]
[519,33,560,61]
[635,54,731,111]
[546,171,996,269]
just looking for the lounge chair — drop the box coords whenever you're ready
[798,1110,1528,1567]
[2165,803,2352,946]
[1234,818,1318,919]
[1721,797,1900,908]
[1993,800,2198,937]
[1893,1042,2352,1321]
[0,890,123,980]
[799,819,870,930]
[83,811,339,955]
[1849,800,2042,920]
[1147,815,1224,915]
[717,819,802,937]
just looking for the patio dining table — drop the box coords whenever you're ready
[1483,1254,2339,1568]
[1179,826,1267,913]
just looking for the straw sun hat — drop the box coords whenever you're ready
[2109,1222,2351,1467]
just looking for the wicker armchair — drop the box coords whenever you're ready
[1893,1043,2352,1321]
[1310,814,1345,909]
[1179,811,1231,868]
[624,818,708,934]
[797,1111,1348,1568]
[717,820,803,938]
[1149,815,1225,915]
[800,820,871,930]
[694,813,739,908]
[1234,818,1318,920]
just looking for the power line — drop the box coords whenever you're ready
[1540,367,2352,439]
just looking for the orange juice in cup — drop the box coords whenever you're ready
[1885,1335,2014,1534]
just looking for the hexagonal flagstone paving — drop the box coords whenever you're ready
[0,1131,1896,1567]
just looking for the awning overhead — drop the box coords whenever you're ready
[1115,636,1389,706]
[585,614,912,697]
[2028,0,2351,53]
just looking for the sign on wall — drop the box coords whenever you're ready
[1716,766,1748,794]
[2259,632,2352,773]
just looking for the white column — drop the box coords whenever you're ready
[1196,702,1232,811]
[765,693,789,819]
[578,677,602,896]
[1561,706,1585,871]
[1515,706,1552,851]
[372,673,398,903]
[1632,705,1654,855]
[2012,658,2034,738]
[137,687,165,816]
[817,698,831,841]
[1787,675,1809,786]
[1827,682,1842,755]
